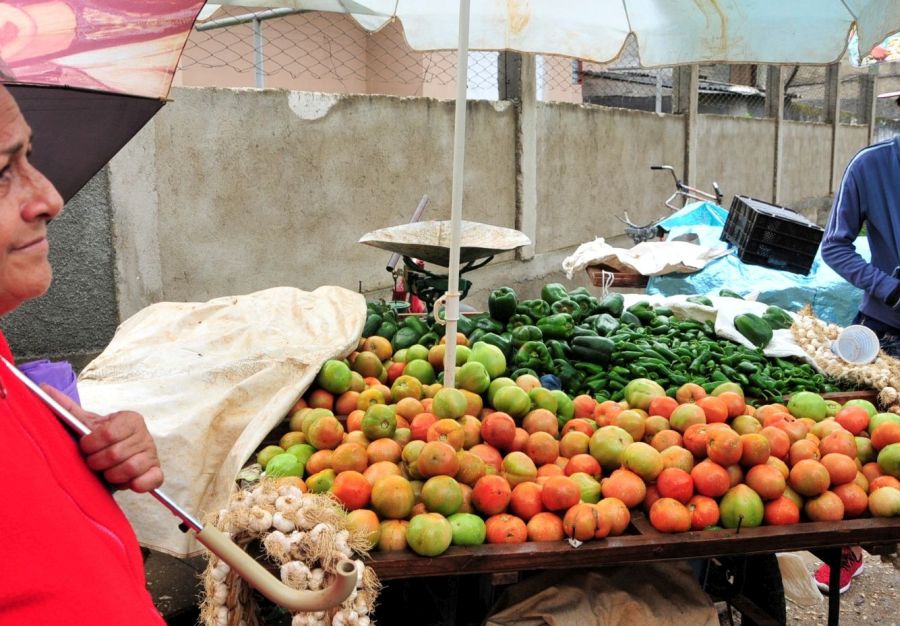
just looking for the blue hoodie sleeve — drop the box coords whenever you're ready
[821,164,900,304]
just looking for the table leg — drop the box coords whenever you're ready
[824,548,841,626]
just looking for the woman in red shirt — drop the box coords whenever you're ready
[0,84,165,625]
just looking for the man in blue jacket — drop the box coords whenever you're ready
[818,90,899,594]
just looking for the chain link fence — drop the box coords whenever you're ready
[179,8,895,129]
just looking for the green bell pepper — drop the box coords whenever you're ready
[596,292,625,317]
[403,315,430,336]
[505,313,533,331]
[626,301,656,324]
[552,358,585,394]
[545,339,571,360]
[362,313,383,337]
[569,335,614,364]
[570,293,599,317]
[762,305,793,330]
[479,332,513,359]
[488,286,519,323]
[417,331,440,348]
[466,328,487,345]
[517,299,552,321]
[473,315,504,334]
[391,326,421,351]
[619,310,642,327]
[551,297,583,319]
[568,286,593,298]
[734,313,774,348]
[510,367,539,380]
[375,319,399,340]
[592,313,620,336]
[511,325,544,348]
[514,340,553,372]
[536,313,576,339]
[432,312,476,336]
[541,283,569,305]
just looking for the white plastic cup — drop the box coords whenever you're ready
[831,325,880,364]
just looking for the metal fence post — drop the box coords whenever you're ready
[516,53,537,261]
[824,63,841,193]
[253,18,264,88]
[672,65,699,186]
[861,63,880,143]
[766,65,784,204]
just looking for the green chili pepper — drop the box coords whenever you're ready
[403,315,430,336]
[718,289,744,299]
[546,339,571,361]
[570,335,614,364]
[686,295,713,307]
[620,310,642,327]
[626,301,656,324]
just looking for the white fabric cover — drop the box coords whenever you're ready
[78,286,365,557]
[562,238,729,280]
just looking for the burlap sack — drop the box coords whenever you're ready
[485,562,719,626]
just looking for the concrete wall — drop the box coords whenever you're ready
[0,170,120,365]
[6,87,874,362]
[696,115,776,207]
[781,122,833,208]
[536,102,685,252]
[111,88,520,317]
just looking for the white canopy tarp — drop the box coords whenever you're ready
[203,0,899,66]
[77,286,365,557]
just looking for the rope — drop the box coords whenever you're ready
[600,269,615,298]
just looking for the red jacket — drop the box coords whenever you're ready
[0,332,163,625]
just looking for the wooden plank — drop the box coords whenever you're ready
[366,518,900,580]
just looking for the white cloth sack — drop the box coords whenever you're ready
[619,294,811,363]
[562,238,729,280]
[77,286,365,557]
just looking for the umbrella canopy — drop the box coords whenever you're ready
[1,0,206,201]
[207,0,899,66]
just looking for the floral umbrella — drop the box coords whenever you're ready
[1,0,206,201]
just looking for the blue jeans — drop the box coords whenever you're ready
[853,313,900,358]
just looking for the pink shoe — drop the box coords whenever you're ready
[814,549,864,594]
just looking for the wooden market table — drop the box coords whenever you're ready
[367,515,900,626]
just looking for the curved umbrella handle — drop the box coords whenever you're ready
[1,357,359,612]
[196,525,359,612]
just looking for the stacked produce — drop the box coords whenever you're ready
[364,284,857,403]
[245,326,900,564]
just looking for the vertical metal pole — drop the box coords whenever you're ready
[673,65,699,186]
[516,53,537,262]
[253,17,264,88]
[861,63,879,144]
[766,65,785,204]
[441,0,472,389]
[824,63,841,194]
[655,70,663,114]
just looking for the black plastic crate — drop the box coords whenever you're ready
[720,195,823,275]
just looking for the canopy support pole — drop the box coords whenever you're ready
[441,0,472,389]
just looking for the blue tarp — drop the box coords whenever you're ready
[647,202,866,326]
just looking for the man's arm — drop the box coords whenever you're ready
[820,165,900,306]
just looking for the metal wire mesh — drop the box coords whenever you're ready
[783,65,829,122]
[179,7,892,129]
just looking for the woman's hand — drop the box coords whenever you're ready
[41,384,164,493]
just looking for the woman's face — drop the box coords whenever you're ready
[0,87,63,315]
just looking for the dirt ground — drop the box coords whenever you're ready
[783,550,900,626]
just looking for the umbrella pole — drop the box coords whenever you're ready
[441,0,471,389]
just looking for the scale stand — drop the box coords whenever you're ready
[359,219,531,311]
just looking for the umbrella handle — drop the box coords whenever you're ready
[1,357,360,612]
[196,525,359,612]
